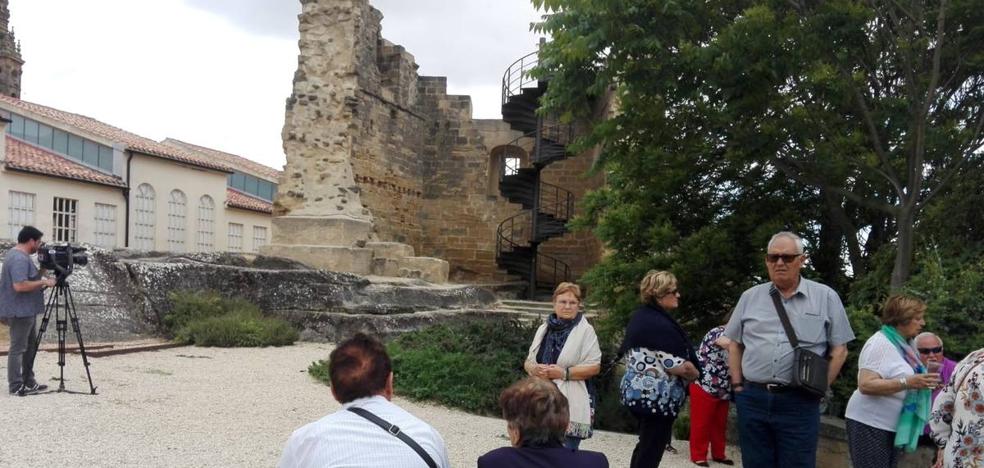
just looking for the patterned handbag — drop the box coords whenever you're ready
[619,347,688,417]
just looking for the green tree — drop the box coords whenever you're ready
[532,0,984,292]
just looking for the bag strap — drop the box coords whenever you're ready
[769,288,800,349]
[347,407,438,468]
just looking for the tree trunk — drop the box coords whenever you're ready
[890,206,916,290]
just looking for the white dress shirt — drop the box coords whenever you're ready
[278,395,451,468]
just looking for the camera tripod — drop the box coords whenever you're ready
[32,276,97,395]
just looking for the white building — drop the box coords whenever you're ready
[0,94,280,253]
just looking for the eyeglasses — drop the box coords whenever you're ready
[556,300,580,308]
[918,347,943,355]
[766,253,802,264]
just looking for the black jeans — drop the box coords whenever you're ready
[630,413,676,468]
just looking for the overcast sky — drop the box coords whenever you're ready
[9,0,545,171]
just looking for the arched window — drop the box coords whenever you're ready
[167,190,187,252]
[488,145,529,196]
[133,184,156,250]
[197,195,215,252]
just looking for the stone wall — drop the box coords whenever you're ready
[281,0,606,283]
[0,242,499,342]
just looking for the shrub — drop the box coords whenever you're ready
[387,320,537,415]
[673,405,691,441]
[165,290,298,347]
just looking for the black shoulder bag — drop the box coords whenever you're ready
[347,407,438,468]
[769,289,829,398]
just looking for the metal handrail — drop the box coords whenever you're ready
[495,212,572,286]
[496,211,531,255]
[539,181,574,221]
[536,252,571,288]
[501,50,539,105]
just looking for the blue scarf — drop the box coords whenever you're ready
[537,313,582,365]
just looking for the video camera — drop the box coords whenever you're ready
[37,243,88,280]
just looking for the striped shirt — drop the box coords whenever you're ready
[278,395,451,468]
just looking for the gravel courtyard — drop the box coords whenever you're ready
[0,342,741,467]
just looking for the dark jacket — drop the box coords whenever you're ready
[477,446,609,468]
[618,303,698,365]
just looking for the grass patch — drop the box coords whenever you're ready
[165,290,298,347]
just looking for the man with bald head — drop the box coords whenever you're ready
[724,231,855,468]
[914,331,956,436]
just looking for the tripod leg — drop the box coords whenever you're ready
[56,288,68,392]
[65,286,97,395]
[32,287,58,357]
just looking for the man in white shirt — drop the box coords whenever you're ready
[278,333,451,468]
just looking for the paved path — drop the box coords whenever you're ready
[0,342,742,467]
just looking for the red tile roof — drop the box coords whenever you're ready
[162,138,282,182]
[3,136,127,188]
[0,95,232,173]
[226,188,273,214]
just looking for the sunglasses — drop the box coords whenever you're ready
[918,347,943,354]
[766,253,802,264]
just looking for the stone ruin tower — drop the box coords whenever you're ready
[0,0,23,98]
[262,0,450,282]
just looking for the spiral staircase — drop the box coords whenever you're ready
[496,50,575,299]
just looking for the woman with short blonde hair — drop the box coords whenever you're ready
[619,270,701,468]
[523,282,602,449]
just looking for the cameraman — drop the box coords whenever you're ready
[1,226,56,396]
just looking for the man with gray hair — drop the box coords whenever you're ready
[914,331,956,436]
[724,231,855,468]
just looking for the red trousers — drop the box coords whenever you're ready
[689,382,729,462]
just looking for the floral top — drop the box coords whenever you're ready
[696,326,731,400]
[929,349,984,468]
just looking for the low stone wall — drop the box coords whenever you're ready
[0,242,500,343]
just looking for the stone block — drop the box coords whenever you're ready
[399,256,449,284]
[259,244,373,275]
[371,257,401,277]
[366,241,415,259]
[270,216,372,247]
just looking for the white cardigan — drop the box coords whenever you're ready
[525,317,602,437]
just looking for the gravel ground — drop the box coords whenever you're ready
[0,342,742,467]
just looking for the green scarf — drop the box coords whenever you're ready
[880,325,931,452]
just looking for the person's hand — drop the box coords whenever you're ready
[933,448,944,468]
[544,365,564,380]
[533,364,561,380]
[42,277,57,288]
[908,373,942,390]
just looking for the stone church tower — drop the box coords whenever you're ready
[0,0,23,98]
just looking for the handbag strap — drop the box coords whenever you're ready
[347,407,438,468]
[769,288,800,349]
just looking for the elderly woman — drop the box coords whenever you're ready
[524,282,602,450]
[929,347,984,468]
[478,377,609,467]
[619,270,700,468]
[845,294,942,468]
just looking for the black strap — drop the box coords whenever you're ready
[347,407,438,468]
[769,288,800,349]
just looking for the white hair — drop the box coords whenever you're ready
[768,231,805,254]
[914,332,943,347]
